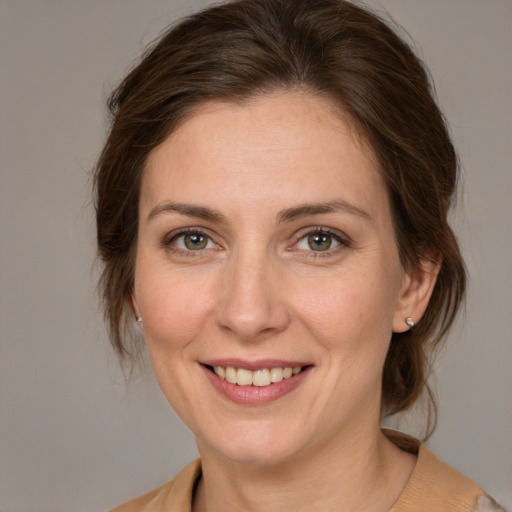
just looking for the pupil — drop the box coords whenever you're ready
[308,233,331,251]
[185,233,207,250]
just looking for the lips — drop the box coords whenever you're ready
[201,360,312,404]
[212,365,302,386]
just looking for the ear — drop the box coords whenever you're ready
[392,254,441,333]
[131,292,144,330]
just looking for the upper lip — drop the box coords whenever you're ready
[201,358,312,371]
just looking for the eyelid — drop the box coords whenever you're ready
[163,227,222,253]
[161,225,350,257]
[290,226,352,253]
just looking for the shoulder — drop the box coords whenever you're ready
[109,459,201,512]
[385,430,506,512]
[473,495,509,512]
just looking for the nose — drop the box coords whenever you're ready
[215,246,290,342]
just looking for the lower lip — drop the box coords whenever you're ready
[202,365,311,404]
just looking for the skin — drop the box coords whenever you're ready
[132,91,438,512]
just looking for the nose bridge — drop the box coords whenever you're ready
[216,241,289,340]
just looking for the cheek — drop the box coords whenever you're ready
[135,265,217,421]
[292,264,400,355]
[136,262,216,353]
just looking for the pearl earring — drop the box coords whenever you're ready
[136,316,143,327]
[405,317,415,328]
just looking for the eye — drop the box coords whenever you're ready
[171,230,217,251]
[295,228,347,253]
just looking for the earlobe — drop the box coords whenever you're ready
[392,255,441,333]
[131,293,143,328]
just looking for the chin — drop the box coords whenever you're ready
[197,421,313,467]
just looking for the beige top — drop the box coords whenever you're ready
[110,435,505,512]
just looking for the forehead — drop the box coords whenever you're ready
[157,91,372,162]
[141,91,387,220]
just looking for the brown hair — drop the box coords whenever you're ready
[94,0,466,429]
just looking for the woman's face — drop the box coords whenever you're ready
[133,92,419,465]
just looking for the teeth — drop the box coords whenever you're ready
[225,366,237,384]
[253,369,271,387]
[270,367,283,383]
[236,368,253,386]
[213,365,304,387]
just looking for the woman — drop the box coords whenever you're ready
[94,0,505,510]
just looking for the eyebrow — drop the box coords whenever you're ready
[276,199,371,224]
[147,201,228,224]
[147,198,371,224]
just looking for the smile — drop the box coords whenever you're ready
[202,361,312,404]
[211,365,303,387]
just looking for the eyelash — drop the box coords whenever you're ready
[163,228,220,257]
[292,227,351,258]
[163,227,351,258]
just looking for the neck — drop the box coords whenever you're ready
[193,424,416,512]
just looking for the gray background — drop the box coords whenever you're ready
[0,0,510,510]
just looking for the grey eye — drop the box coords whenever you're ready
[184,233,208,250]
[297,231,341,252]
[307,233,333,251]
[173,231,214,251]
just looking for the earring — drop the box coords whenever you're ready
[136,316,143,328]
[405,317,415,328]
